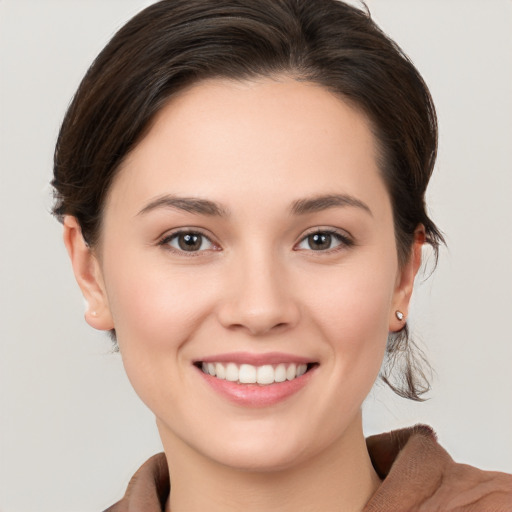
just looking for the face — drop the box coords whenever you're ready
[66,77,419,471]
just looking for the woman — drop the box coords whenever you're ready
[51,0,512,510]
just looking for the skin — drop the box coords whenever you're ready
[64,77,423,512]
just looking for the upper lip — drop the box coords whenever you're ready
[194,352,316,366]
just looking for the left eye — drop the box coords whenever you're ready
[296,231,347,251]
[164,232,215,252]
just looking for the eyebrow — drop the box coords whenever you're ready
[137,193,372,218]
[290,194,373,216]
[137,195,229,217]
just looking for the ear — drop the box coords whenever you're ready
[62,216,114,330]
[389,226,425,332]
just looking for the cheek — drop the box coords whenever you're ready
[102,261,224,419]
[307,260,396,386]
[102,254,219,386]
[310,256,395,336]
[105,254,215,341]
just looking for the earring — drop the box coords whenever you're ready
[90,310,98,318]
[395,310,404,321]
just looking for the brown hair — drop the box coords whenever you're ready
[52,0,444,400]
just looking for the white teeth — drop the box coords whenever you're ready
[256,365,274,385]
[225,362,238,382]
[200,361,311,385]
[215,362,226,379]
[286,363,297,381]
[239,364,257,384]
[274,364,287,382]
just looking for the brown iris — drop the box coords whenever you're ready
[177,233,203,251]
[307,233,333,250]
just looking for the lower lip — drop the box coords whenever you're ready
[196,366,316,407]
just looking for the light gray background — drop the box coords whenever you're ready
[1,1,511,511]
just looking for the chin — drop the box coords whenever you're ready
[205,436,313,473]
[185,411,354,474]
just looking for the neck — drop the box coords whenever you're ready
[160,413,380,512]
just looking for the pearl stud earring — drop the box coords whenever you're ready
[395,310,404,321]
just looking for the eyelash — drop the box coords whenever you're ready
[157,228,354,256]
[294,228,354,253]
[158,229,219,256]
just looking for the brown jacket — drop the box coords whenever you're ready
[104,425,512,511]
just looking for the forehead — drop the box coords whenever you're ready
[109,77,389,218]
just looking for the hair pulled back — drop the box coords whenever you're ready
[52,0,444,400]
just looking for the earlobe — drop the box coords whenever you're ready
[390,226,425,332]
[62,216,114,331]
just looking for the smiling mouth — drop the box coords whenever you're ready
[195,362,317,385]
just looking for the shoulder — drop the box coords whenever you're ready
[365,425,512,511]
[102,453,169,512]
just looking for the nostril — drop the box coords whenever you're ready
[216,290,301,336]
[266,322,290,333]
[223,320,292,336]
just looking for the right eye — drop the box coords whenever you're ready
[294,229,353,253]
[161,231,216,253]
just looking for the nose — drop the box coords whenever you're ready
[216,252,301,336]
